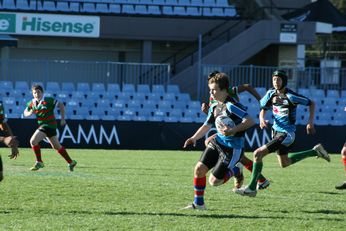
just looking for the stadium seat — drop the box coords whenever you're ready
[92,83,106,94]
[62,82,75,92]
[188,100,201,110]
[191,0,203,6]
[166,84,180,94]
[135,5,149,14]
[91,107,106,116]
[75,107,90,116]
[96,3,109,13]
[166,0,179,5]
[77,82,91,92]
[107,83,121,92]
[132,92,147,101]
[117,115,135,121]
[14,81,29,93]
[143,99,158,110]
[127,99,143,109]
[101,115,116,121]
[46,82,61,94]
[178,0,190,5]
[162,6,174,15]
[157,100,172,111]
[56,1,70,12]
[16,0,30,10]
[116,92,132,101]
[42,1,56,11]
[147,93,163,101]
[87,115,100,120]
[162,93,177,101]
[326,89,339,98]
[186,7,201,16]
[211,7,224,16]
[122,4,135,14]
[113,99,126,109]
[71,91,85,100]
[216,0,228,7]
[69,115,85,120]
[174,6,186,15]
[148,5,161,15]
[133,115,149,121]
[177,93,190,101]
[2,0,16,9]
[137,108,153,117]
[0,81,13,95]
[137,84,151,94]
[204,0,216,6]
[224,7,236,16]
[109,4,121,13]
[81,3,96,13]
[153,0,165,5]
[297,88,311,97]
[122,83,136,93]
[96,99,112,108]
[152,85,166,94]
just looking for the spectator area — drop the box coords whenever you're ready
[0,81,205,123]
[0,0,238,17]
[0,81,345,125]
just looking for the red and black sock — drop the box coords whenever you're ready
[57,146,72,164]
[32,145,43,163]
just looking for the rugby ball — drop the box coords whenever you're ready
[215,115,235,134]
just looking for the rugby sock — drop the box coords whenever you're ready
[32,145,43,163]
[288,149,317,164]
[248,162,263,191]
[0,155,3,171]
[244,160,267,183]
[57,146,72,164]
[223,170,232,184]
[193,176,206,206]
[0,155,3,181]
[342,157,346,171]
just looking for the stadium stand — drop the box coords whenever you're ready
[0,0,238,17]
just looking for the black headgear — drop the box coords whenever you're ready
[272,69,288,89]
[208,70,220,80]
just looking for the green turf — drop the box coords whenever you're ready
[0,148,345,230]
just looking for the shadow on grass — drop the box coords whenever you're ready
[303,209,346,215]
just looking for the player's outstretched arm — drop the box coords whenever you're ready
[306,100,316,135]
[183,125,210,148]
[238,84,262,101]
[259,109,268,129]
[58,102,66,126]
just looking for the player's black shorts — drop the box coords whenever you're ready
[266,129,295,155]
[199,139,243,180]
[38,126,57,138]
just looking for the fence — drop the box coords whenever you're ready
[200,64,346,101]
[1,59,346,101]
[0,59,171,88]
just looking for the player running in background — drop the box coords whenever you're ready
[201,70,270,190]
[0,102,19,182]
[234,70,330,197]
[335,142,346,190]
[23,84,77,172]
[182,72,255,210]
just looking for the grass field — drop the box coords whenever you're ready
[0,148,345,230]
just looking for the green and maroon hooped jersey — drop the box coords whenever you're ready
[26,96,58,129]
[209,86,239,105]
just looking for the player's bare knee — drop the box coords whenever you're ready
[194,162,208,178]
[208,175,223,186]
[253,149,263,162]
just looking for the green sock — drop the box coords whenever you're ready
[248,162,263,191]
[288,149,316,164]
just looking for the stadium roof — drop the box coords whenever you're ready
[282,0,346,32]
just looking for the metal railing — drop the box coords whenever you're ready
[0,59,171,88]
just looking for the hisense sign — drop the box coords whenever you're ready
[0,12,100,37]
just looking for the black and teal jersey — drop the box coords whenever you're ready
[260,88,312,133]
